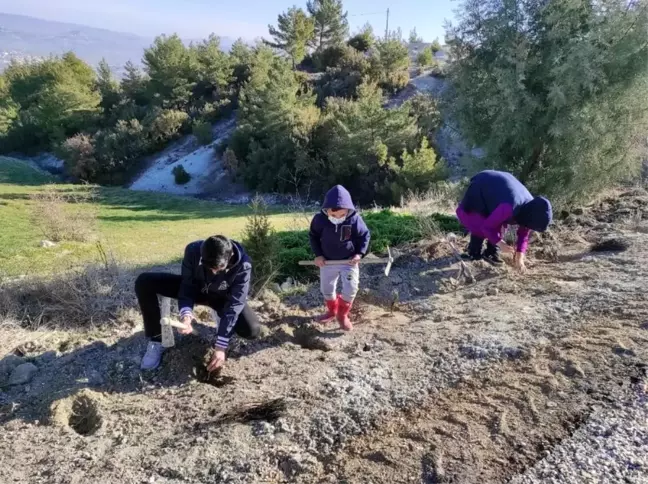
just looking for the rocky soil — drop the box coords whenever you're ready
[0,189,647,484]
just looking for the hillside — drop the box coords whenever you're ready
[0,13,234,75]
[1,155,648,483]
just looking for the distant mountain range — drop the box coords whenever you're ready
[0,13,234,76]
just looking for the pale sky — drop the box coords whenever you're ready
[0,0,457,42]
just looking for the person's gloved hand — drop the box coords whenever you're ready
[314,256,326,268]
[514,252,527,273]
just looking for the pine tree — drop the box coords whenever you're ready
[96,58,121,116]
[307,0,349,51]
[409,28,423,43]
[191,34,232,101]
[266,7,316,67]
[120,61,149,106]
[143,34,196,110]
[348,23,375,52]
[447,0,648,203]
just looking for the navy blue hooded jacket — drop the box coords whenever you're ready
[178,240,251,349]
[457,170,552,252]
[309,185,371,260]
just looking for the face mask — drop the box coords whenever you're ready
[328,216,345,225]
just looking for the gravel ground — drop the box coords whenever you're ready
[511,382,648,484]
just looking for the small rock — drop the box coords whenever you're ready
[40,240,56,248]
[487,287,499,296]
[546,401,557,408]
[280,278,294,292]
[253,421,275,436]
[9,363,38,385]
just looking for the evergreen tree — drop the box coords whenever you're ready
[409,28,423,43]
[447,0,648,203]
[266,7,316,67]
[96,58,121,117]
[2,53,100,150]
[307,0,349,51]
[232,47,319,190]
[120,61,149,106]
[143,34,196,110]
[191,34,233,106]
[348,23,375,52]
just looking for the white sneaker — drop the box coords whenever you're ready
[141,341,165,370]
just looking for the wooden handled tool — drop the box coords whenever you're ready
[298,246,394,276]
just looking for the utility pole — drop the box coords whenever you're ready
[385,8,390,40]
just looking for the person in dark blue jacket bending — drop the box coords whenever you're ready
[309,185,371,331]
[135,235,260,371]
[456,170,552,272]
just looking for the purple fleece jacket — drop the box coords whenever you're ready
[456,171,553,253]
[309,185,371,260]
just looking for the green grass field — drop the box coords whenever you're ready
[0,157,301,277]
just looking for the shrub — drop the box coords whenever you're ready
[172,165,191,185]
[145,109,189,147]
[348,33,373,52]
[314,45,349,71]
[0,250,136,329]
[273,209,461,281]
[417,48,433,67]
[30,185,97,243]
[222,148,239,175]
[193,120,213,145]
[369,39,410,93]
[242,196,280,293]
[58,133,99,181]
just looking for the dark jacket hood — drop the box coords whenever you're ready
[322,185,355,211]
[517,196,553,232]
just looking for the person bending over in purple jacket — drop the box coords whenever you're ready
[456,170,552,273]
[135,236,260,372]
[309,185,371,330]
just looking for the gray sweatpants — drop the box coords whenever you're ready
[320,264,360,302]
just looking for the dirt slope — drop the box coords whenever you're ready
[0,191,647,484]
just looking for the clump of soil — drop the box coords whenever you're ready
[192,348,236,387]
[213,398,287,424]
[590,237,631,253]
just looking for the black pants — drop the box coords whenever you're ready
[467,235,498,259]
[134,272,260,342]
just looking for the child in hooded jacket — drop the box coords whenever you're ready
[456,170,553,272]
[309,185,371,330]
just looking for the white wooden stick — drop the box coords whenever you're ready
[160,297,175,348]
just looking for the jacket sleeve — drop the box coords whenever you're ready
[309,216,324,258]
[178,244,197,318]
[516,226,531,253]
[214,264,251,350]
[354,216,371,256]
[480,203,514,245]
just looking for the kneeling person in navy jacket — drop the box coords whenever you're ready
[135,235,260,371]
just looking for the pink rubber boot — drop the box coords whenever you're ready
[317,298,338,323]
[336,297,353,331]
